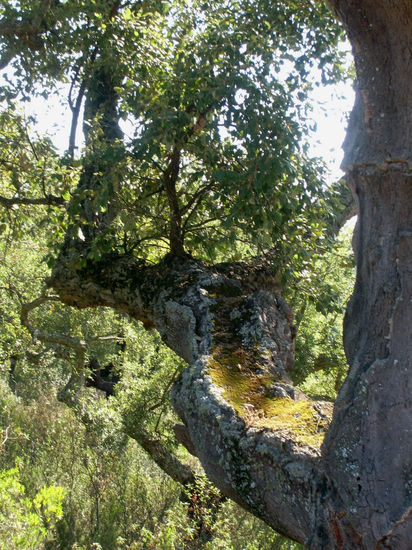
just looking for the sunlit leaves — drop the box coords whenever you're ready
[0,106,78,255]
[1,0,350,270]
[0,467,65,549]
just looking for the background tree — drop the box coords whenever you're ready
[2,0,409,548]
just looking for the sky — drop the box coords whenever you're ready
[308,78,354,183]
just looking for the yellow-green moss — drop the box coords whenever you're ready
[206,291,331,447]
[206,353,331,448]
[253,397,330,447]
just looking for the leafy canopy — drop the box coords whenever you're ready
[0,0,346,268]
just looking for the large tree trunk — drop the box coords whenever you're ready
[316,1,412,547]
[46,1,412,548]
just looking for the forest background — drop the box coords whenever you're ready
[0,1,355,548]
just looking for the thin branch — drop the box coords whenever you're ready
[68,48,98,160]
[19,293,124,406]
[151,158,166,173]
[125,426,196,487]
[124,234,164,254]
[0,18,45,41]
[20,295,87,370]
[1,426,10,447]
[88,335,124,342]
[22,120,39,162]
[180,181,216,216]
[0,194,65,207]
[68,62,82,112]
[55,355,198,489]
[68,77,87,159]
[144,184,165,200]
[0,0,55,59]
[183,217,220,233]
[0,158,22,170]
[182,190,217,229]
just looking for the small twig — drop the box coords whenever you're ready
[1,426,10,447]
[22,120,39,162]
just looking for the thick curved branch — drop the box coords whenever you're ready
[48,252,331,544]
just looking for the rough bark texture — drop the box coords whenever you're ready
[46,1,412,548]
[317,1,412,547]
[48,252,332,544]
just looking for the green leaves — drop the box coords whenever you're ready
[291,226,355,393]
[0,467,65,549]
[2,0,350,267]
[101,0,346,263]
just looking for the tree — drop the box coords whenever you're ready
[315,1,412,547]
[1,1,411,548]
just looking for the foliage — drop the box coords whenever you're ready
[0,360,302,549]
[293,225,355,398]
[1,0,349,269]
[0,0,355,547]
[0,466,65,549]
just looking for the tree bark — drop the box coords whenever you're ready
[315,1,412,547]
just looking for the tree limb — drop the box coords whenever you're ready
[48,251,331,544]
[20,294,87,373]
[0,194,65,207]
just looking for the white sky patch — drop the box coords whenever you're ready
[308,79,354,184]
[22,89,76,153]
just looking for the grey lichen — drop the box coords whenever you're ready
[162,300,198,363]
